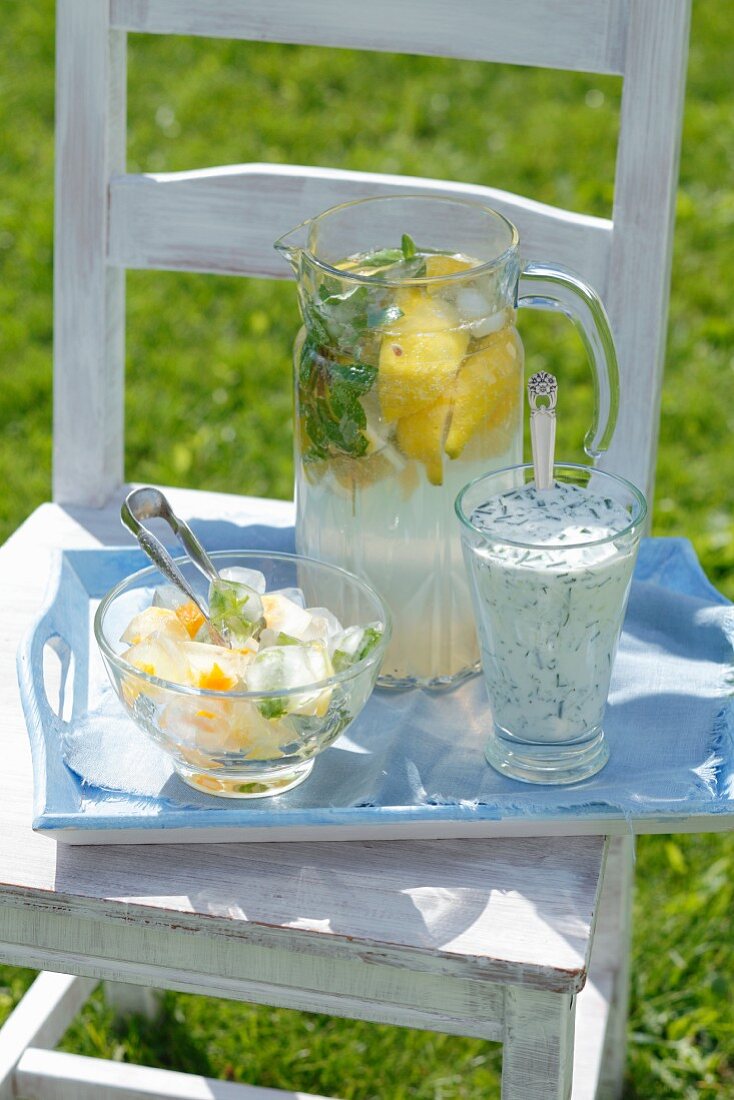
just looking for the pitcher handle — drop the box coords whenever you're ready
[518,262,620,459]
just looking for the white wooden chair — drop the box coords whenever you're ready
[0,1,690,1097]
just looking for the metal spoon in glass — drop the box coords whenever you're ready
[120,486,229,647]
[528,371,558,491]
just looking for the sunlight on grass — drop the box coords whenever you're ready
[0,0,732,1096]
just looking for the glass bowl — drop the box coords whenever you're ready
[94,550,391,798]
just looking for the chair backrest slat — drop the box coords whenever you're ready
[53,0,692,507]
[108,165,613,295]
[110,0,627,75]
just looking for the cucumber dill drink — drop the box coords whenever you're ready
[457,464,646,784]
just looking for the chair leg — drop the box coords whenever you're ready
[595,836,635,1099]
[501,986,575,1099]
[104,982,160,1021]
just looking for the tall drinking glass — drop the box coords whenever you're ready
[456,463,647,784]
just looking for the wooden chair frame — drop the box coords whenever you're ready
[0,3,692,1098]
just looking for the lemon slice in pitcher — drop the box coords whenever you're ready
[378,289,469,421]
[395,395,452,486]
[424,253,476,285]
[445,328,522,459]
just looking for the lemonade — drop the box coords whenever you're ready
[294,241,524,686]
[279,196,620,688]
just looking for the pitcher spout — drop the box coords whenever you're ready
[274,220,310,274]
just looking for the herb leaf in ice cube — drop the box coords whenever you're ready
[258,696,289,720]
[247,642,333,719]
[331,623,384,672]
[208,579,265,648]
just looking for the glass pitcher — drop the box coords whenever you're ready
[276,195,619,689]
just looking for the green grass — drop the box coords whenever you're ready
[1,1,733,1096]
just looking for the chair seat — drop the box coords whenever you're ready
[0,487,617,1097]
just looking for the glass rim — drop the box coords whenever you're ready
[455,462,648,551]
[94,549,393,699]
[302,194,519,288]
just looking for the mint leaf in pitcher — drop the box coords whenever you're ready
[339,239,426,281]
[299,336,377,463]
[356,247,405,269]
[298,236,427,466]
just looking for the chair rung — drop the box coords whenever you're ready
[15,1047,341,1100]
[0,973,97,1095]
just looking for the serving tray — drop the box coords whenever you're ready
[17,536,734,844]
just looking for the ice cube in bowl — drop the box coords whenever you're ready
[94,551,391,798]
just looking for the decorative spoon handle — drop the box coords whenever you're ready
[528,371,557,491]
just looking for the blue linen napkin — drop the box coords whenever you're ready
[62,533,734,822]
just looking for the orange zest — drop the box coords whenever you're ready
[192,773,224,792]
[198,663,237,692]
[175,600,206,639]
